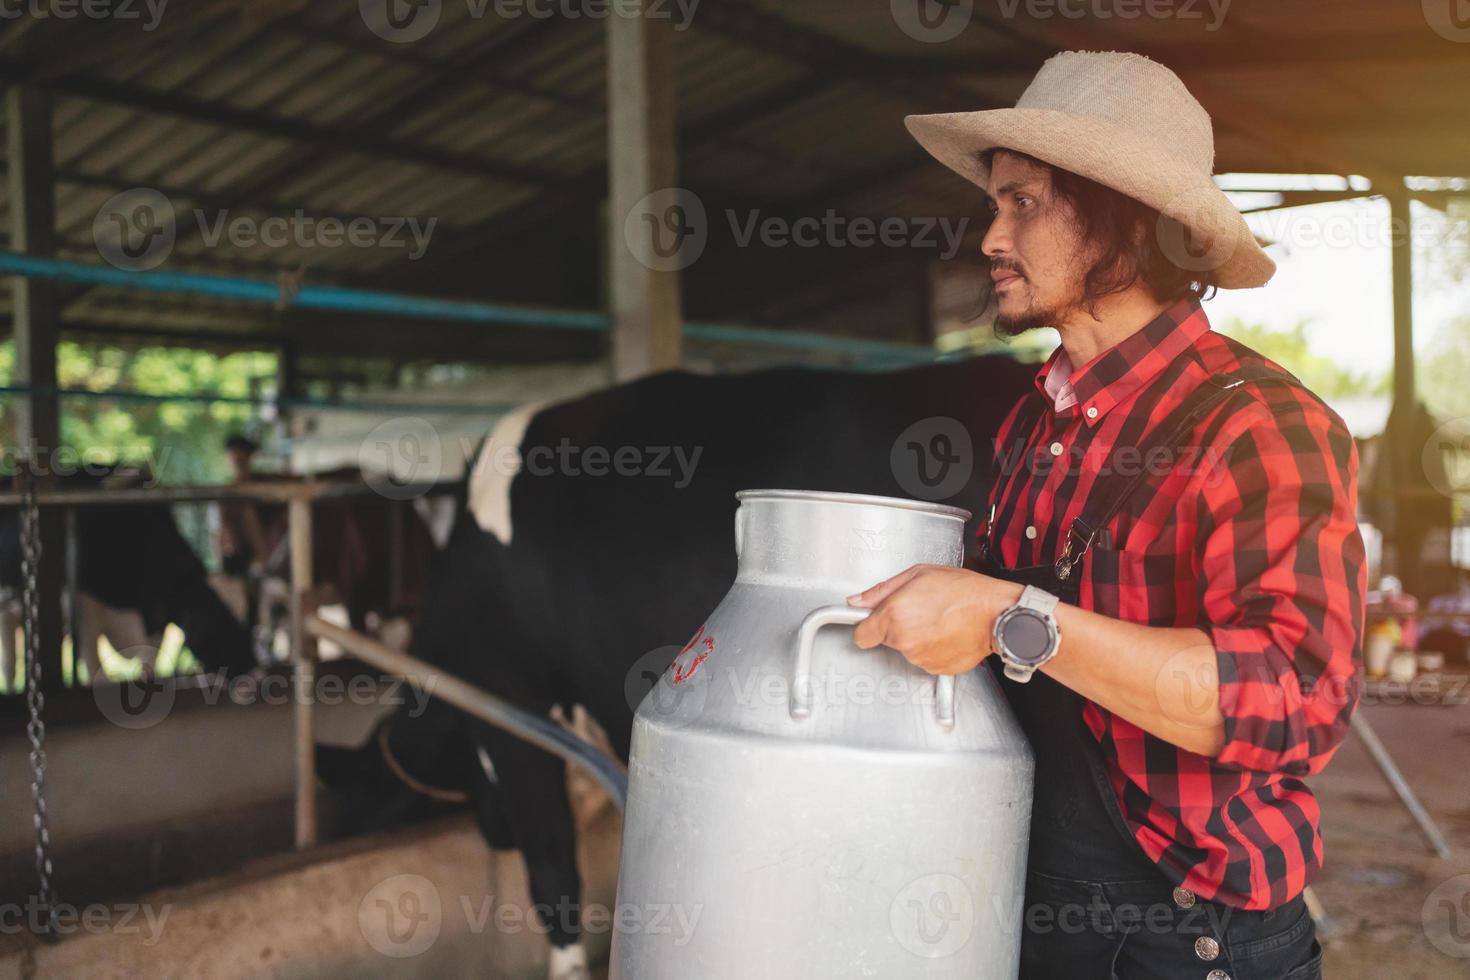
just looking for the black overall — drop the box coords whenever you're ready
[978,368,1323,980]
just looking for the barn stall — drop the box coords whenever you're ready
[0,3,1468,978]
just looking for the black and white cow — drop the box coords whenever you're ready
[316,355,1036,979]
[0,470,258,684]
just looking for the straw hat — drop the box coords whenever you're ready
[905,51,1274,289]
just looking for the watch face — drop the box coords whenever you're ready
[1001,610,1054,666]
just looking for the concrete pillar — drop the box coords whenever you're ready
[606,1,682,380]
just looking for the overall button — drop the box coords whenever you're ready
[1206,971,1231,980]
[1049,441,1064,456]
[1194,936,1221,961]
[1173,886,1196,909]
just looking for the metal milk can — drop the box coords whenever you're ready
[610,490,1034,979]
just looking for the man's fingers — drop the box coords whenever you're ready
[851,608,885,649]
[847,565,925,608]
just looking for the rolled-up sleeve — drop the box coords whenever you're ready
[1196,398,1367,776]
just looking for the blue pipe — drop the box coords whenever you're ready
[0,250,938,364]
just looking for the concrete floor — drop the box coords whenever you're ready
[1313,679,1470,978]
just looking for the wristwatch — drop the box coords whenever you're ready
[992,585,1062,683]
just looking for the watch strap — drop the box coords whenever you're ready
[1017,584,1059,616]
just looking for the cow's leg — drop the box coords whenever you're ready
[470,720,588,980]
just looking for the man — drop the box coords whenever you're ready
[849,52,1364,978]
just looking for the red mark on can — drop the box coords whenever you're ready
[672,625,714,684]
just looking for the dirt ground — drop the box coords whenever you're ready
[1312,677,1470,978]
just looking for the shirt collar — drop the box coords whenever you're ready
[1032,298,1211,427]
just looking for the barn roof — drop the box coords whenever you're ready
[1,1,1466,373]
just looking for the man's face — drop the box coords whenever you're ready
[981,152,1094,336]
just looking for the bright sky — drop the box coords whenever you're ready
[1203,190,1470,377]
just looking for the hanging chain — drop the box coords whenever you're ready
[19,469,59,942]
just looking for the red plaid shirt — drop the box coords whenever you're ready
[984,298,1366,910]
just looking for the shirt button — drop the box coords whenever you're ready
[1172,886,1196,909]
[1085,406,1098,419]
[1206,971,1231,980]
[1025,525,1037,540]
[1194,936,1221,961]
[1049,441,1064,457]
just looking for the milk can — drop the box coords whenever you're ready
[610,490,1034,979]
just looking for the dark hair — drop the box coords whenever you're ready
[979,148,1218,313]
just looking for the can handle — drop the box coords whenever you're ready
[790,605,956,729]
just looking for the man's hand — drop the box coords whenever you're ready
[846,565,1022,675]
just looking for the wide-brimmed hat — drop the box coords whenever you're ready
[905,51,1274,289]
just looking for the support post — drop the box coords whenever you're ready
[1388,188,1415,424]
[7,85,64,692]
[606,0,682,380]
[289,496,318,849]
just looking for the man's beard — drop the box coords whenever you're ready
[994,288,1067,338]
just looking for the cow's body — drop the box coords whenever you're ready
[0,471,257,682]
[317,356,1036,978]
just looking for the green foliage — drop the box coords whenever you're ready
[1215,318,1389,402]
[1419,315,1470,421]
[0,342,276,485]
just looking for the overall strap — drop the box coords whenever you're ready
[1052,366,1301,581]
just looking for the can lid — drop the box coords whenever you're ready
[735,489,971,521]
